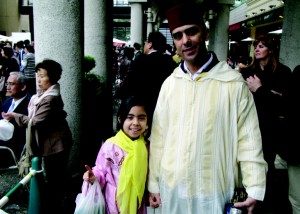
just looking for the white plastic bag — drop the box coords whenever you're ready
[0,119,14,141]
[74,180,105,214]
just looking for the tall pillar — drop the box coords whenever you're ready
[207,4,230,61]
[83,0,114,165]
[128,1,144,45]
[85,0,111,78]
[146,7,153,36]
[279,0,300,71]
[33,0,83,173]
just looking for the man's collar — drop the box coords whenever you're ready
[180,51,219,73]
[147,50,158,55]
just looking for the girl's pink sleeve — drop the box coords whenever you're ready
[91,142,124,213]
[92,145,108,188]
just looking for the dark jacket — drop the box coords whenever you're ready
[284,65,300,165]
[14,94,72,157]
[241,62,292,168]
[121,52,177,123]
[0,94,31,159]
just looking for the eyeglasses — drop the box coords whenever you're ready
[5,82,19,86]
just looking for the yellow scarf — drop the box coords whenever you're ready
[107,130,148,214]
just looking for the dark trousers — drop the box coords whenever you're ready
[42,151,70,214]
[258,169,292,214]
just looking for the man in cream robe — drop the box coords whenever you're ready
[148,59,267,213]
[148,3,267,214]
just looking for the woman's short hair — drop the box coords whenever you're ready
[35,59,62,84]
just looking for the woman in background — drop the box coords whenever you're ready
[2,59,73,214]
[240,35,292,214]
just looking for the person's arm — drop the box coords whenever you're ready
[237,84,268,208]
[2,111,29,127]
[14,96,61,128]
[21,55,28,67]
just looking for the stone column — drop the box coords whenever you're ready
[279,0,300,71]
[129,1,144,45]
[85,0,110,78]
[83,0,114,166]
[33,0,83,173]
[207,4,231,61]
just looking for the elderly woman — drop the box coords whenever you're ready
[2,59,73,213]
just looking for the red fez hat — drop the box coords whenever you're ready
[165,3,205,32]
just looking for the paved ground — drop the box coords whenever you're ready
[0,169,28,214]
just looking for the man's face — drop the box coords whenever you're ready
[6,75,25,98]
[172,24,207,64]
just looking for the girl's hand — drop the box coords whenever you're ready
[1,112,15,120]
[83,165,96,184]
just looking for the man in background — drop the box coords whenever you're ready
[120,32,177,134]
[0,72,30,167]
[132,42,142,61]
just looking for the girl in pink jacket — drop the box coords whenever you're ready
[83,95,149,214]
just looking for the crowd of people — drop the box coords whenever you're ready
[0,39,36,167]
[0,39,36,104]
[0,2,299,214]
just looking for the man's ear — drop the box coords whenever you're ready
[147,41,153,49]
[21,84,27,91]
[117,116,121,124]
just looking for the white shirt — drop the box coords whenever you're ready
[183,53,213,80]
[8,95,27,112]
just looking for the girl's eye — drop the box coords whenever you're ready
[138,117,146,121]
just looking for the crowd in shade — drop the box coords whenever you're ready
[0,39,36,104]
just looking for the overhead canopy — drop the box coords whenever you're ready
[113,38,126,47]
[0,35,12,41]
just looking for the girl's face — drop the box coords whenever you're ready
[37,68,52,91]
[121,106,147,139]
[254,42,270,60]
